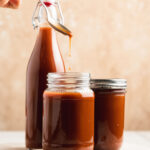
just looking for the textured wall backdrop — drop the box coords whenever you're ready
[0,0,150,130]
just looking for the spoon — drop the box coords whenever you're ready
[40,0,72,36]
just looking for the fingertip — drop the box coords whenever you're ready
[7,0,21,9]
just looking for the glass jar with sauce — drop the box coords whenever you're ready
[43,73,94,150]
[91,79,127,150]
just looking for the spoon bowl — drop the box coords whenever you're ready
[48,18,72,36]
[40,0,72,36]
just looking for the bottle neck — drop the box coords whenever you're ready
[38,0,58,26]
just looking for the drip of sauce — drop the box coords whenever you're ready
[68,67,71,71]
[68,34,72,71]
[69,35,72,57]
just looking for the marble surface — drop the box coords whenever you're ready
[0,131,150,150]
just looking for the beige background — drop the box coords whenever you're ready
[0,0,150,130]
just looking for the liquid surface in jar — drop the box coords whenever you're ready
[26,26,65,149]
[43,91,94,150]
[93,89,125,150]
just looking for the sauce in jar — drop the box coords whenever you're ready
[91,79,127,150]
[43,73,94,150]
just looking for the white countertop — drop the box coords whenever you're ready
[0,131,150,150]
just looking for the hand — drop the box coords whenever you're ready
[0,0,21,9]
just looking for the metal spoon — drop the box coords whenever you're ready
[40,0,72,36]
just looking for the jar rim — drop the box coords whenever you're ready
[90,78,127,89]
[47,72,91,88]
[48,72,90,79]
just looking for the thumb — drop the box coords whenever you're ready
[4,0,21,9]
[0,0,9,7]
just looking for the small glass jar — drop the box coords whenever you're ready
[43,73,94,150]
[91,79,127,150]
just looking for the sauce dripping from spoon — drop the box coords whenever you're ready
[68,33,72,71]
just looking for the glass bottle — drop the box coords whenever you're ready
[25,1,65,149]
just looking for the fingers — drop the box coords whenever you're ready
[0,0,9,7]
[5,0,21,9]
[0,0,21,9]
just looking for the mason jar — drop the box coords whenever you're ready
[43,73,94,150]
[91,79,127,150]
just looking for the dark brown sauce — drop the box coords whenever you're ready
[26,26,65,149]
[43,91,94,150]
[92,89,125,150]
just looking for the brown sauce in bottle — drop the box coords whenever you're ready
[26,26,65,149]
[43,91,94,150]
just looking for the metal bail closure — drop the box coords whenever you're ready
[32,0,72,36]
